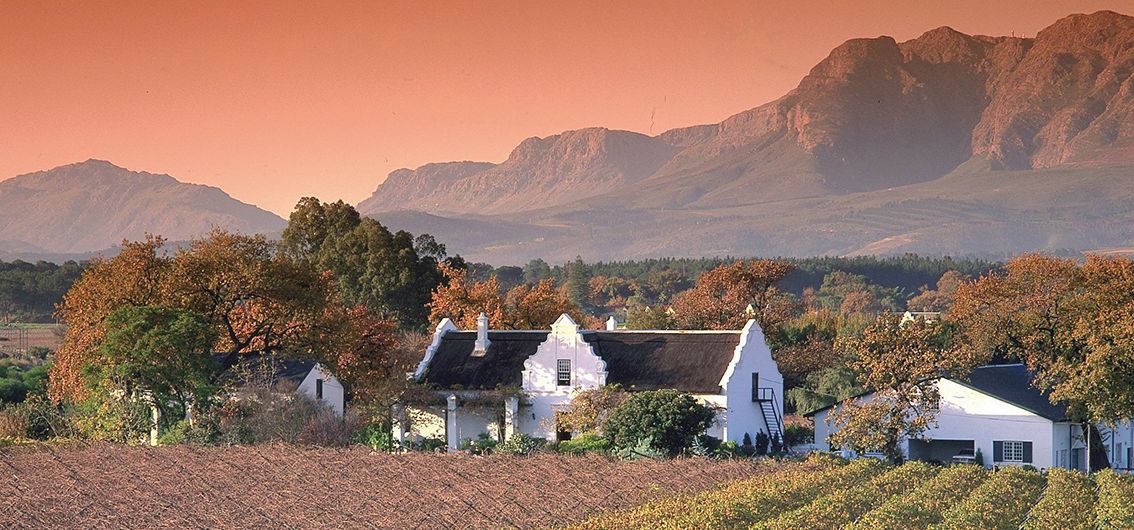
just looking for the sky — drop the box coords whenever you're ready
[1,0,1128,216]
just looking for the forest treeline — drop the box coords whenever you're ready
[1,253,995,324]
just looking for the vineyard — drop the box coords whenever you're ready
[571,457,1134,530]
[6,446,1134,529]
[0,443,764,529]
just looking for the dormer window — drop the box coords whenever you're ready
[557,359,572,387]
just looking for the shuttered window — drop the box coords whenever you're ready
[993,440,1032,463]
[316,378,324,400]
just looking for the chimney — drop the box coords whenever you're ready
[606,316,618,331]
[473,312,490,356]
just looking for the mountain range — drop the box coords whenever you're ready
[0,160,285,257]
[359,10,1134,263]
[5,11,1134,264]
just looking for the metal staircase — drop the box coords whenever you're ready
[753,387,784,444]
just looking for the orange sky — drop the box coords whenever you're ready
[1,0,1127,216]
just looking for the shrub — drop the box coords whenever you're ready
[559,432,611,455]
[755,431,770,455]
[498,432,546,455]
[756,461,937,529]
[783,423,814,447]
[460,432,499,455]
[604,389,714,455]
[932,465,1045,530]
[1023,468,1095,530]
[0,405,29,438]
[613,437,665,461]
[850,463,987,529]
[691,434,722,457]
[407,436,447,452]
[352,422,395,451]
[1094,469,1134,528]
[769,433,784,454]
[0,377,27,403]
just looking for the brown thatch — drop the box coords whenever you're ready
[420,331,548,390]
[581,331,740,394]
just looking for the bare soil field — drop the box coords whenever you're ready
[0,324,63,356]
[0,443,766,529]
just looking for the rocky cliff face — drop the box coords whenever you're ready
[0,160,285,253]
[362,11,1134,217]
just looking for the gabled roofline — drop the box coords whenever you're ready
[803,364,1069,422]
[415,318,458,381]
[717,319,759,390]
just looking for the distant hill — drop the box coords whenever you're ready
[0,160,285,253]
[361,11,1134,264]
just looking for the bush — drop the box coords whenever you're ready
[1095,469,1134,528]
[604,389,714,455]
[0,377,27,403]
[498,432,546,455]
[0,405,29,438]
[614,436,665,461]
[755,431,770,456]
[1023,468,1095,530]
[691,434,723,457]
[407,436,447,452]
[558,432,611,455]
[353,423,395,451]
[783,424,814,447]
[460,432,499,455]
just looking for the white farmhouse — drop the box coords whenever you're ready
[396,313,784,451]
[811,364,1088,470]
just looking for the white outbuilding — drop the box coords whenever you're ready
[396,313,784,451]
[810,364,1089,470]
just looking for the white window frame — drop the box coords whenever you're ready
[557,359,571,387]
[1002,440,1025,462]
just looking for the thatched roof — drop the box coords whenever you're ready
[581,331,740,393]
[419,331,548,390]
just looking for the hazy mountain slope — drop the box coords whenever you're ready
[359,128,678,216]
[0,160,285,253]
[358,11,1134,263]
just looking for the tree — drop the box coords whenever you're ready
[564,257,591,311]
[90,306,218,423]
[428,263,596,329]
[556,385,628,434]
[523,259,552,283]
[827,314,980,463]
[603,389,715,455]
[907,270,966,312]
[164,230,342,364]
[280,197,448,329]
[625,305,671,330]
[669,260,796,330]
[52,231,349,403]
[951,254,1134,424]
[51,236,171,402]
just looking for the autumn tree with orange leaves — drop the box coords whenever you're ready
[428,263,597,329]
[827,313,979,462]
[950,254,1134,424]
[668,259,798,331]
[51,229,401,407]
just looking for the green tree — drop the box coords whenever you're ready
[565,257,591,311]
[604,389,715,455]
[90,306,218,423]
[280,197,448,329]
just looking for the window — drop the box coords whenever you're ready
[315,378,324,400]
[994,440,1032,464]
[557,359,571,387]
[1002,441,1024,462]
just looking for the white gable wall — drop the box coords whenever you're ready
[520,314,607,439]
[297,364,345,417]
[719,320,783,443]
